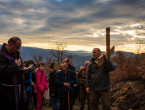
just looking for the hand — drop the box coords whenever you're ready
[31,82,34,86]
[64,82,68,86]
[51,94,55,96]
[15,58,21,66]
[86,87,90,93]
[102,53,108,59]
[67,83,70,87]
[23,67,28,73]
[74,84,77,87]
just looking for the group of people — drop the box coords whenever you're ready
[0,37,116,110]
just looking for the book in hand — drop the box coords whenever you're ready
[19,64,33,70]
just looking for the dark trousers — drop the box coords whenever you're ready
[80,86,91,110]
[26,90,32,110]
[59,92,73,110]
[90,90,110,110]
[32,91,37,109]
[73,85,80,104]
[0,83,26,110]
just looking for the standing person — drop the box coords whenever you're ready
[48,63,58,110]
[23,61,28,74]
[63,58,76,105]
[73,75,80,105]
[23,61,28,67]
[56,62,76,110]
[33,63,38,74]
[77,61,91,110]
[75,71,81,102]
[35,62,48,110]
[0,37,26,110]
[24,60,35,110]
[85,48,115,110]
[32,63,38,109]
[63,58,75,72]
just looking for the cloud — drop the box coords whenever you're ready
[0,0,145,52]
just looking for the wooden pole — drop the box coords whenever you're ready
[68,91,70,110]
[106,27,110,59]
[106,27,111,102]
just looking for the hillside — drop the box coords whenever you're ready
[110,78,145,110]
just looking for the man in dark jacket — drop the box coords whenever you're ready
[0,37,26,110]
[63,58,75,72]
[63,58,76,105]
[86,48,115,110]
[56,62,76,110]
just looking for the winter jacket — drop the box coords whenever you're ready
[24,70,35,90]
[85,58,115,91]
[56,69,76,99]
[35,70,48,93]
[68,64,75,72]
[49,70,58,97]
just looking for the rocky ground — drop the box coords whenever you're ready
[110,79,145,110]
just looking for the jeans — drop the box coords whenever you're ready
[50,96,58,110]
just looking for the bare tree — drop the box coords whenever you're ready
[111,51,128,71]
[133,20,145,54]
[50,42,67,68]
[31,52,44,65]
[135,19,145,36]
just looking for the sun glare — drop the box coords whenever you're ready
[124,31,135,35]
[94,33,98,37]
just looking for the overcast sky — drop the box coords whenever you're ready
[0,0,145,53]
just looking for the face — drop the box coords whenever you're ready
[38,65,45,71]
[84,62,89,68]
[60,63,67,72]
[48,67,54,73]
[9,40,21,53]
[92,48,101,59]
[28,63,34,70]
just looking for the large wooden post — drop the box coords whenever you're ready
[98,27,114,67]
[106,27,110,59]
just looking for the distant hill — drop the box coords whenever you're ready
[0,45,135,71]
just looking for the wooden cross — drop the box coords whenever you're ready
[98,27,115,67]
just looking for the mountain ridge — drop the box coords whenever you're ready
[0,45,135,71]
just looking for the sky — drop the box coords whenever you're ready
[0,0,145,53]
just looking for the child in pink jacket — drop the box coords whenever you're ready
[35,62,48,110]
